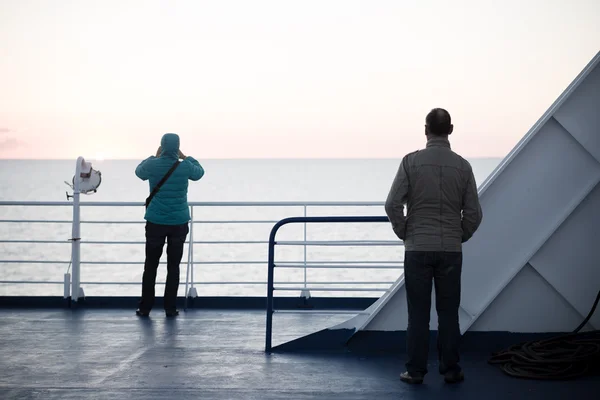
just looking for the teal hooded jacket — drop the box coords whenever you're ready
[135,133,205,225]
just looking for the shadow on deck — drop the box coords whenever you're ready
[0,309,597,399]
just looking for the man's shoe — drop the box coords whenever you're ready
[399,371,424,384]
[136,309,150,317]
[165,309,179,317]
[444,370,464,384]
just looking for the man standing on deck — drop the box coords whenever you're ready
[135,133,205,317]
[384,108,483,384]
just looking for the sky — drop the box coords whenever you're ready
[0,0,599,160]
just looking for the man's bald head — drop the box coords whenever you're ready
[425,108,453,136]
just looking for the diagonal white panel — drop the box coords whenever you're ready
[456,117,600,317]
[470,264,588,332]
[554,64,600,163]
[529,183,600,329]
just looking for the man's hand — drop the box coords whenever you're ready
[178,150,187,160]
[155,146,162,157]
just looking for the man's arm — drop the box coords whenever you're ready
[385,157,410,240]
[461,169,483,242]
[184,156,205,181]
[135,157,154,181]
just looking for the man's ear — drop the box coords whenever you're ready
[424,125,428,136]
[448,124,454,135]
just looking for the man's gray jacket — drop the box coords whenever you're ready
[385,136,483,252]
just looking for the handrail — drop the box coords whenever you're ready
[1,201,400,300]
[0,201,384,207]
[265,215,393,352]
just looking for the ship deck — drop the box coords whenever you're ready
[0,308,598,399]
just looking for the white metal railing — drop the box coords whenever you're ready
[0,200,404,300]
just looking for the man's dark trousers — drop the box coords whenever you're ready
[404,251,463,377]
[138,221,189,312]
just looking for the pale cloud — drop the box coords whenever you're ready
[0,138,23,151]
[0,128,24,154]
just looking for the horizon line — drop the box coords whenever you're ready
[0,156,505,161]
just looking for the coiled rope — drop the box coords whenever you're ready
[488,290,600,380]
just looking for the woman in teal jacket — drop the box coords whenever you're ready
[134,133,204,317]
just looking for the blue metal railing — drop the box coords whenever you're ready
[265,215,393,352]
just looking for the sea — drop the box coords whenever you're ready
[0,158,502,298]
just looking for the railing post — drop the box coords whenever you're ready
[184,206,194,309]
[300,205,310,300]
[70,157,84,303]
[188,206,197,298]
[63,272,71,299]
[184,206,198,310]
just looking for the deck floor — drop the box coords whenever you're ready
[0,309,598,399]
